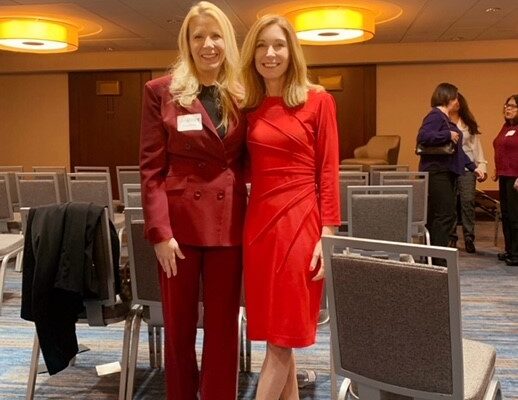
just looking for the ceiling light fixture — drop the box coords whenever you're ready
[286,6,375,44]
[0,18,79,53]
[258,0,402,45]
[485,7,501,13]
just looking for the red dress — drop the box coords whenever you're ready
[244,90,341,348]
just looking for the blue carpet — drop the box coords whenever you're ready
[0,220,516,399]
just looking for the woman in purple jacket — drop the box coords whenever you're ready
[417,83,484,261]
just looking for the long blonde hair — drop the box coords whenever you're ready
[170,1,241,129]
[241,15,320,109]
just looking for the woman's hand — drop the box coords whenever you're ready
[450,131,460,143]
[514,178,518,191]
[491,169,498,182]
[474,168,485,181]
[310,226,336,282]
[154,238,186,278]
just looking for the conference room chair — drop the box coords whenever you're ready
[0,166,23,209]
[116,166,140,205]
[15,172,62,208]
[369,164,410,185]
[32,166,68,202]
[338,171,369,230]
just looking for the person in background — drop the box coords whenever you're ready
[493,94,518,266]
[448,92,487,253]
[240,15,340,399]
[139,2,246,398]
[416,83,484,262]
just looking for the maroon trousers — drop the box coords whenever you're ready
[158,245,242,400]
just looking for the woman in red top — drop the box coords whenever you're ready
[493,94,518,266]
[241,15,340,399]
[139,2,246,398]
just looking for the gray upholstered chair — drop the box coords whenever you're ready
[0,173,21,233]
[380,171,430,245]
[0,166,23,208]
[116,166,140,204]
[322,235,502,400]
[0,229,23,314]
[15,172,61,208]
[339,164,364,172]
[341,135,401,169]
[24,207,136,400]
[347,185,413,243]
[66,172,124,230]
[369,164,410,185]
[122,183,141,208]
[74,166,110,174]
[338,171,369,229]
[32,166,68,202]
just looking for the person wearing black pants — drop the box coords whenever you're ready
[493,94,518,266]
[417,83,484,264]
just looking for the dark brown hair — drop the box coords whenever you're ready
[504,94,518,125]
[430,82,458,107]
[457,93,480,135]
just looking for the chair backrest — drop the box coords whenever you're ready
[322,235,462,400]
[347,185,413,243]
[380,171,429,226]
[0,174,14,228]
[339,164,364,172]
[369,164,410,185]
[116,166,140,203]
[74,166,110,174]
[66,172,114,219]
[0,166,23,205]
[32,166,68,202]
[124,207,162,326]
[123,183,142,207]
[365,135,401,164]
[15,172,61,208]
[338,172,369,226]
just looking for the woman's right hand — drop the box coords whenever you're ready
[450,131,460,143]
[154,238,186,278]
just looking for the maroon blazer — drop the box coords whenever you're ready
[139,75,247,246]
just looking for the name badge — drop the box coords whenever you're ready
[177,114,202,131]
[505,130,516,137]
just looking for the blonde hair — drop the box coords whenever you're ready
[170,1,241,129]
[241,15,320,109]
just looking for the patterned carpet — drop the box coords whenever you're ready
[0,219,516,399]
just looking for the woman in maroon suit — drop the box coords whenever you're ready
[139,2,246,399]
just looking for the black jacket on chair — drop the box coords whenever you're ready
[21,202,120,375]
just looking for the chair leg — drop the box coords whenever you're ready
[26,333,40,400]
[155,327,162,369]
[118,306,139,400]
[125,307,143,400]
[338,378,351,400]
[331,350,337,400]
[147,325,155,368]
[0,255,8,315]
[14,249,23,272]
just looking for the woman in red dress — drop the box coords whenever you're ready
[241,15,341,399]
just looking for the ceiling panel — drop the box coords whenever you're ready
[0,0,518,52]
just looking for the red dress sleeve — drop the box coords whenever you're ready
[314,92,341,226]
[139,80,173,244]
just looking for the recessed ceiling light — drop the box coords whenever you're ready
[105,47,114,52]
[485,7,501,13]
[452,36,464,41]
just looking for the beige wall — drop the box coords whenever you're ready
[377,61,518,191]
[0,73,69,171]
[1,40,517,191]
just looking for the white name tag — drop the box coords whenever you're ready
[177,114,203,131]
[505,130,516,136]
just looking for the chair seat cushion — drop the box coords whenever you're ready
[463,338,496,400]
[342,158,388,166]
[0,234,24,257]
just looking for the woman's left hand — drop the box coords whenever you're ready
[310,239,325,281]
[310,226,337,281]
[514,178,518,191]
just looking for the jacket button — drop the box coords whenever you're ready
[185,143,191,150]
[221,164,227,170]
[193,190,201,200]
[216,191,224,200]
[198,162,206,168]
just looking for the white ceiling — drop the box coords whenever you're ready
[1,0,518,52]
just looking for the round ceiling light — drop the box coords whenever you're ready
[0,18,79,53]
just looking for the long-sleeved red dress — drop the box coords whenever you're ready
[244,90,341,348]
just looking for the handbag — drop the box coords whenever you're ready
[415,141,456,155]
